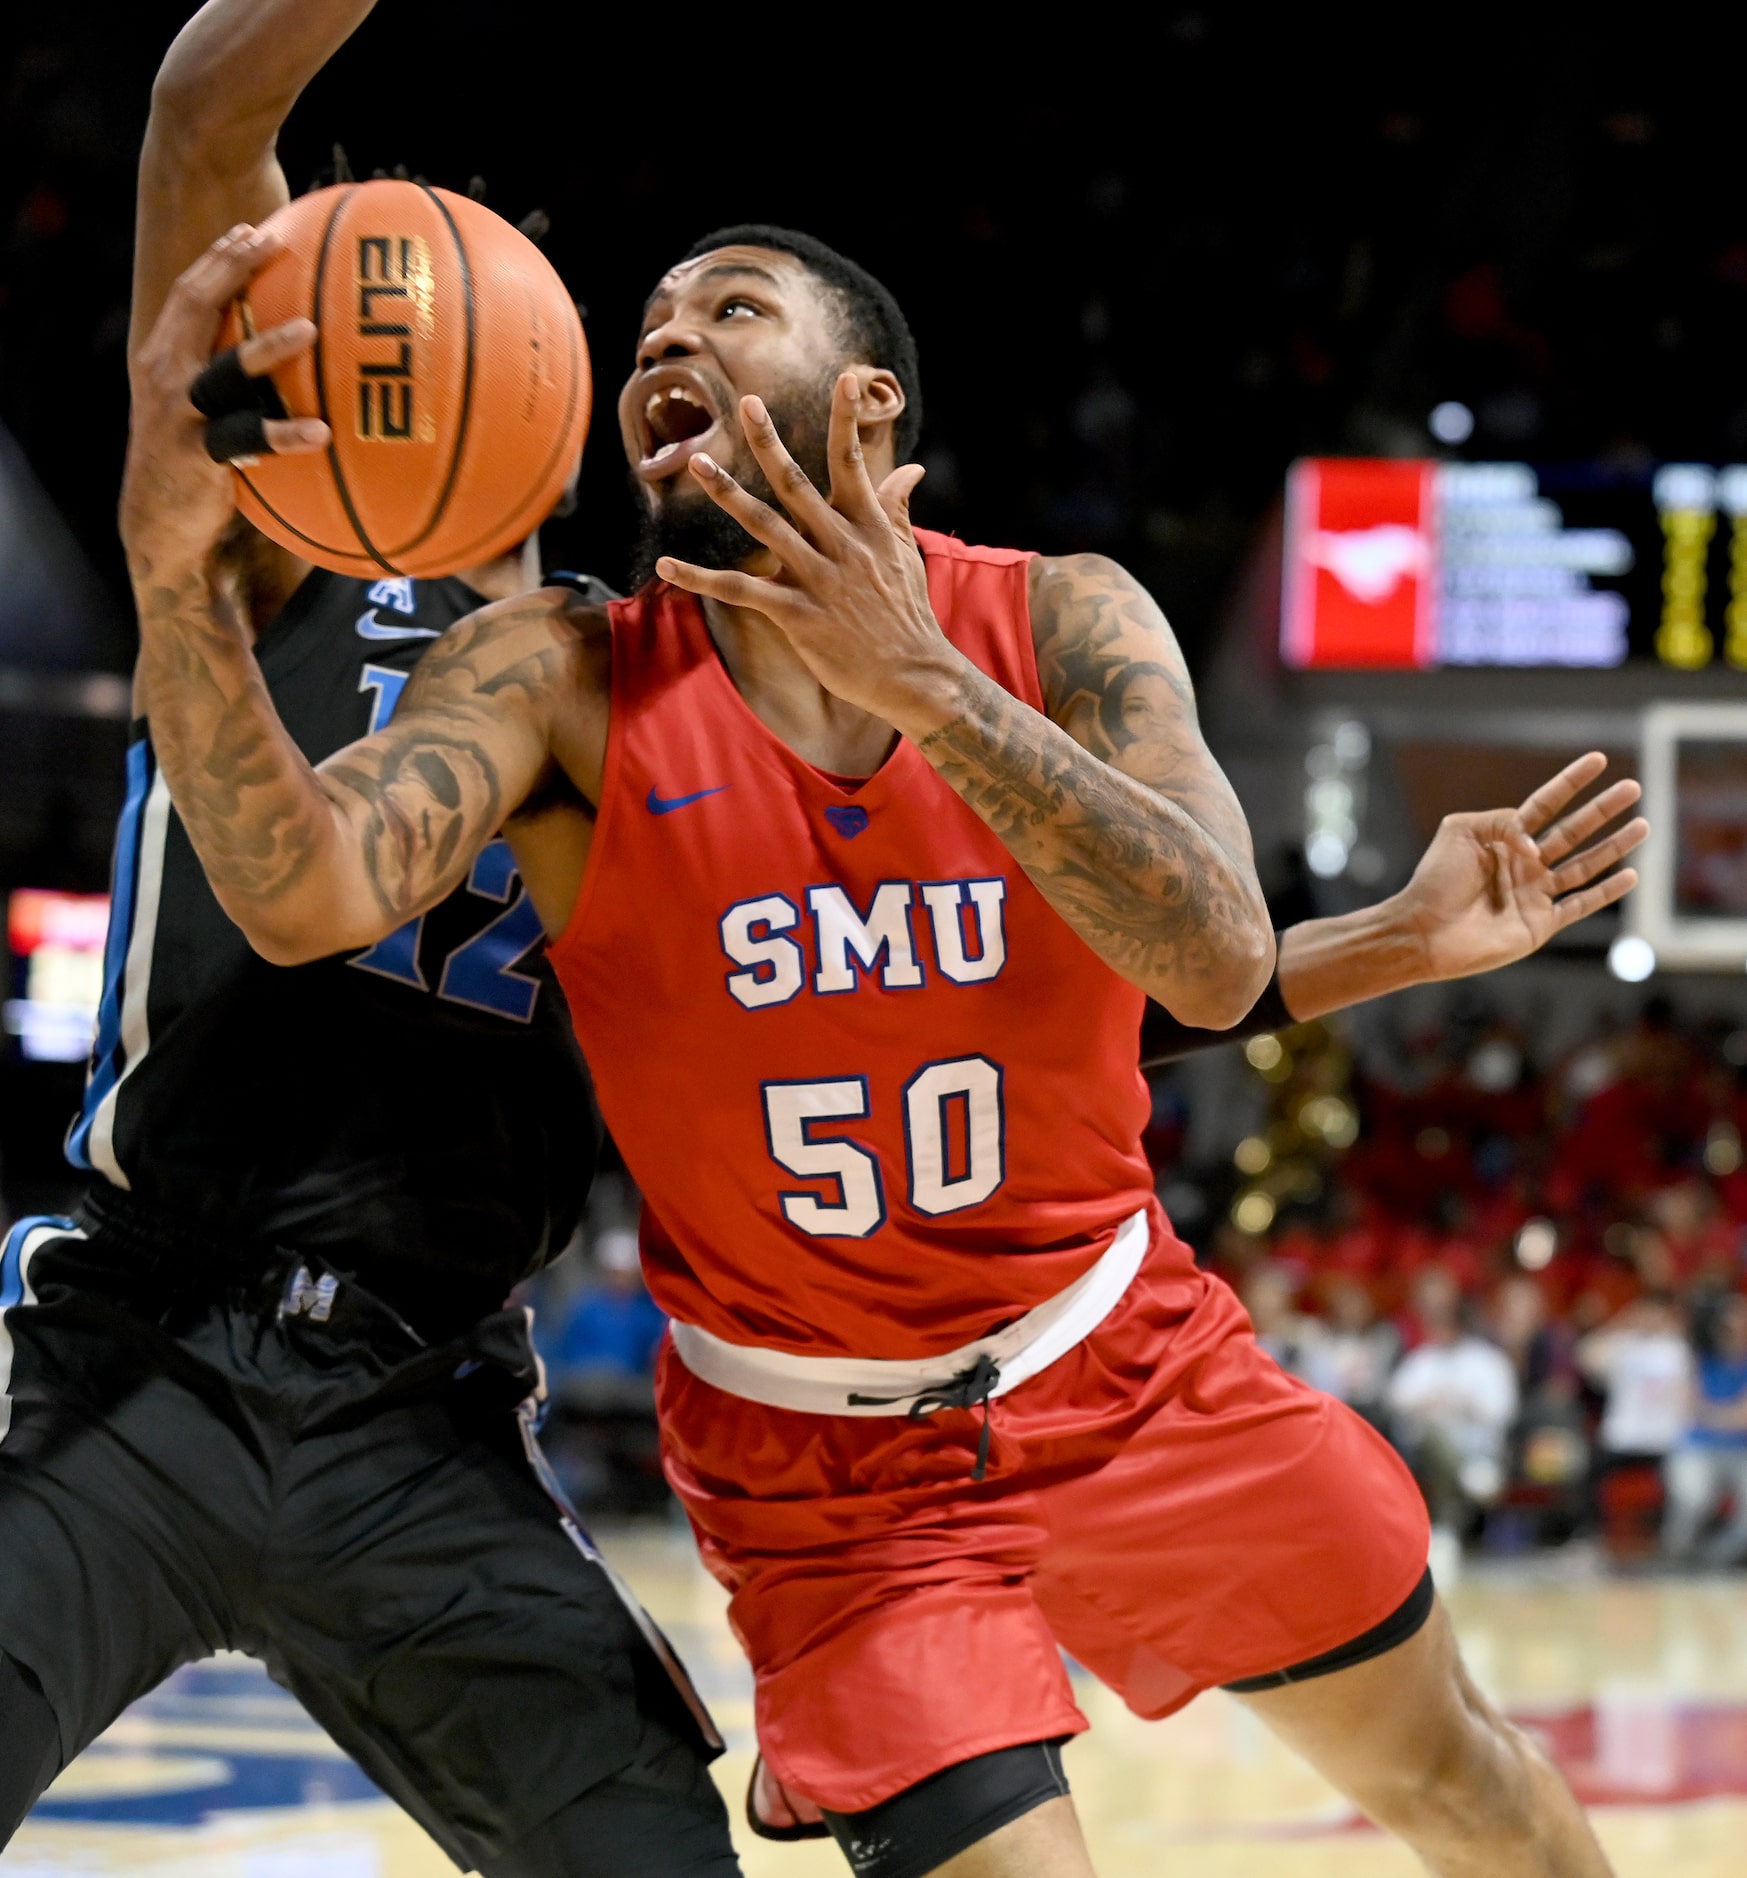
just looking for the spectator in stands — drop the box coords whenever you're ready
[1242,1261,1318,1376]
[1490,1273,1578,1400]
[1577,1292,1694,1477]
[1386,1267,1519,1538]
[1663,1292,1747,1565]
[539,1227,667,1411]
[1490,1275,1590,1537]
[1300,1276,1398,1430]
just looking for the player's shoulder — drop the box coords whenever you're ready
[461,582,611,646]
[394,583,609,711]
[1028,549,1134,592]
[1026,550,1162,628]
[913,537,1143,622]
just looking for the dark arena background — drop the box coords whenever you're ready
[5,7,1747,1873]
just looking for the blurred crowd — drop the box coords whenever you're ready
[1201,996,1747,1565]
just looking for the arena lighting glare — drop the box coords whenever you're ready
[1302,718,1371,879]
[1429,400,1475,445]
[1515,1217,1558,1271]
[1607,933,1657,982]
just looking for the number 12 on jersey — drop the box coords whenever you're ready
[761,1056,1005,1237]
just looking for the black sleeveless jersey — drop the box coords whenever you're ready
[69,568,603,1320]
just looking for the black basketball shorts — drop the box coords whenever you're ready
[0,1214,735,1874]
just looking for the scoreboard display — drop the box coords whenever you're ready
[5,888,108,1063]
[1282,458,1747,671]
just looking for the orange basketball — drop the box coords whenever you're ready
[216,180,590,578]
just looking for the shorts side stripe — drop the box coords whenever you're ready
[515,1403,725,1752]
[0,1216,82,1448]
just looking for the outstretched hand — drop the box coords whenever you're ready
[121,222,329,580]
[654,374,964,731]
[1399,753,1647,980]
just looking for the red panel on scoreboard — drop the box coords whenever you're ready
[1282,458,1438,669]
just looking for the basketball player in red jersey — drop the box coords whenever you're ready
[121,215,1638,1878]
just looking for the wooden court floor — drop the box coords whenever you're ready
[9,1527,1747,1875]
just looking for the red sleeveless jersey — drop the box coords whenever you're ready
[549,530,1159,1359]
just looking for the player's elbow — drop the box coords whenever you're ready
[1155,922,1275,1032]
[246,931,326,969]
[242,920,337,969]
[147,63,281,166]
[148,67,225,141]
[231,899,365,970]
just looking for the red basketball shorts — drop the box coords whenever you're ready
[656,1208,1430,1813]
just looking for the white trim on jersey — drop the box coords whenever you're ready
[87,768,173,1189]
[0,1218,85,1447]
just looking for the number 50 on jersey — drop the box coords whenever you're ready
[725,877,1010,1240]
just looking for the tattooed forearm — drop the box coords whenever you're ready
[1028,554,1256,866]
[910,554,1272,1025]
[135,565,337,908]
[131,559,569,963]
[314,614,567,926]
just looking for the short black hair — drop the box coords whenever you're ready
[678,224,922,460]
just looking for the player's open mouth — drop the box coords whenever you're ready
[638,384,720,478]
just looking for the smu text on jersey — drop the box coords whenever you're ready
[721,879,1008,1008]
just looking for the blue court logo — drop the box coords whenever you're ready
[29,1659,383,1826]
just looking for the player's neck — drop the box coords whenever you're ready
[700,593,897,780]
[459,533,542,603]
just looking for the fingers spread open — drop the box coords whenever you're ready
[1516,751,1610,836]
[826,372,880,522]
[1552,867,1639,930]
[1550,817,1649,894]
[687,454,817,567]
[1536,777,1643,865]
[738,395,836,537]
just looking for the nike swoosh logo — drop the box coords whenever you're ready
[646,784,730,815]
[355,608,441,642]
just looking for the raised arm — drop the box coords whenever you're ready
[123,229,586,966]
[656,376,1274,1028]
[131,0,379,354]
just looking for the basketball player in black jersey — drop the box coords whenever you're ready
[0,2,742,1872]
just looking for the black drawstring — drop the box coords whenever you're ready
[849,1352,1003,1480]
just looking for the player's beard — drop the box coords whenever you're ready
[629,375,835,591]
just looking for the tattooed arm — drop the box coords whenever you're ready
[123,225,591,966]
[908,551,1273,1026]
[136,566,586,963]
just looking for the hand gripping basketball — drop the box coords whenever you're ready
[122,224,330,576]
[190,346,293,466]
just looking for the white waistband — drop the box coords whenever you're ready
[666,1205,1151,1417]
